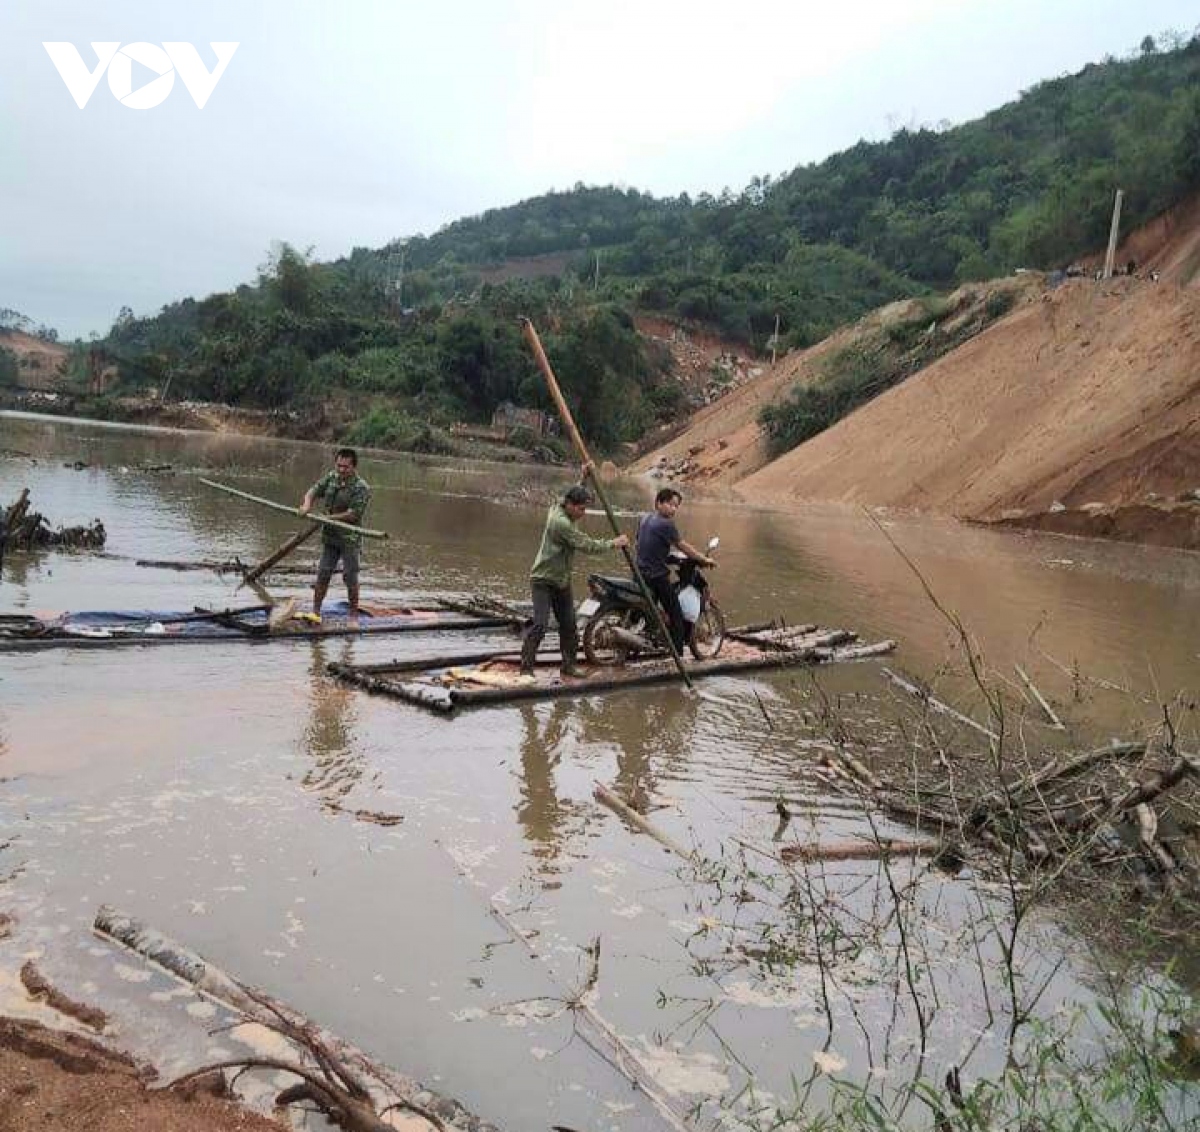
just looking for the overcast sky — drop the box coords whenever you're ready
[2,0,1197,340]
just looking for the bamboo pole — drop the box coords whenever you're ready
[1014,663,1065,729]
[881,666,1000,741]
[520,318,694,690]
[198,479,388,540]
[241,523,320,586]
[593,781,696,862]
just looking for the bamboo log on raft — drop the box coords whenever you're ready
[198,479,389,540]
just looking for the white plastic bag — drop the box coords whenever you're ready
[678,585,701,623]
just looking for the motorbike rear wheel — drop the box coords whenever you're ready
[688,601,726,660]
[582,604,642,666]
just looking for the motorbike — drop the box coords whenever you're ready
[578,536,725,666]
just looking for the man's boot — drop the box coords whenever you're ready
[519,631,539,677]
[312,578,329,622]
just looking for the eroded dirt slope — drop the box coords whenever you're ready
[736,274,1200,518]
[632,299,939,487]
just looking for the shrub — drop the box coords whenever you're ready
[985,289,1017,319]
[345,406,454,455]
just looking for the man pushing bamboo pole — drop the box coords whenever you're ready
[520,317,695,690]
[202,447,383,620]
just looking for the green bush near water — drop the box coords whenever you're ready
[345,406,454,455]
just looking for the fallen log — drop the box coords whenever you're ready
[593,781,695,862]
[734,836,938,865]
[815,640,897,662]
[1015,663,1065,729]
[1114,754,1200,810]
[92,906,497,1132]
[1016,741,1148,801]
[881,666,1000,742]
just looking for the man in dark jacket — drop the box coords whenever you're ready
[635,487,715,653]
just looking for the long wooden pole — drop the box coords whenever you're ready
[198,479,388,540]
[241,523,320,586]
[520,318,694,689]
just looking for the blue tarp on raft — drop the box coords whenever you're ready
[60,600,364,636]
[1,601,516,648]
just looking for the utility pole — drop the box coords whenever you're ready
[386,244,407,313]
[593,248,601,290]
[771,313,780,366]
[1102,189,1124,280]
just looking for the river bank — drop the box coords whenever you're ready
[0,390,554,466]
[0,1014,281,1132]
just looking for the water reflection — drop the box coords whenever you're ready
[514,702,587,874]
[300,639,368,805]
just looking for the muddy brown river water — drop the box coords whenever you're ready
[1,413,1198,1130]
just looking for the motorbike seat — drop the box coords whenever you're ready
[588,574,644,598]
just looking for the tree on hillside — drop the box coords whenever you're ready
[260,242,317,314]
[1177,89,1200,188]
[0,346,18,387]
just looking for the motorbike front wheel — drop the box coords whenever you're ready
[582,604,642,666]
[688,601,726,660]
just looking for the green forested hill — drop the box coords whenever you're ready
[94,31,1200,455]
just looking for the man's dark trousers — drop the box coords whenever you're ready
[521,581,577,670]
[645,573,686,653]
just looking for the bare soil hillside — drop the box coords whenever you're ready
[631,316,764,453]
[736,273,1200,523]
[629,194,1200,549]
[1,332,69,391]
[633,282,1037,488]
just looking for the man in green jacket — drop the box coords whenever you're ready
[300,447,371,620]
[521,482,628,678]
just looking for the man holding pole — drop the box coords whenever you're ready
[520,476,628,678]
[300,448,371,621]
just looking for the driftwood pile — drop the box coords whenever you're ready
[818,730,1200,897]
[3,488,106,551]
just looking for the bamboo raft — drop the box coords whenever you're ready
[328,623,897,713]
[0,598,520,651]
